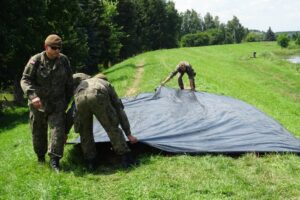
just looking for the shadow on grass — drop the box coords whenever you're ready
[104,64,136,75]
[62,142,299,175]
[0,106,28,130]
[63,142,165,176]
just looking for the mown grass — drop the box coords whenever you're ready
[1,42,300,199]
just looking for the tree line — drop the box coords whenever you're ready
[0,0,296,103]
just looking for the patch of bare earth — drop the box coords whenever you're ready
[125,63,144,97]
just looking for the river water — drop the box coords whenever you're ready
[287,56,300,64]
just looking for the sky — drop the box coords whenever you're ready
[171,0,300,32]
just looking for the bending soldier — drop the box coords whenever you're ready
[69,73,138,169]
[161,61,196,91]
[20,34,73,172]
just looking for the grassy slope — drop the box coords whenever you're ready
[1,42,300,199]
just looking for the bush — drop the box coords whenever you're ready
[181,32,210,47]
[277,34,290,48]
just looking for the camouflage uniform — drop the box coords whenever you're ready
[20,51,73,158]
[168,61,196,90]
[73,76,130,160]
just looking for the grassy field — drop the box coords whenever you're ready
[1,42,300,199]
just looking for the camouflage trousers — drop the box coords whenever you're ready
[75,89,130,160]
[29,105,66,158]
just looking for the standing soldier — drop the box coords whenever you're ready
[161,61,196,91]
[20,34,73,172]
[71,73,138,170]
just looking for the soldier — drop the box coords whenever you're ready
[20,34,73,172]
[70,73,138,169]
[161,61,196,91]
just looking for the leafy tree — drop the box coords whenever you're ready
[265,27,276,41]
[203,12,218,30]
[101,1,123,66]
[0,0,48,103]
[0,0,88,103]
[132,0,180,51]
[277,34,290,48]
[180,9,203,37]
[114,0,139,59]
[226,16,246,43]
[162,1,181,48]
[45,0,88,70]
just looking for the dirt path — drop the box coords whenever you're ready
[125,62,144,97]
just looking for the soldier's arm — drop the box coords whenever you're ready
[161,68,178,85]
[65,101,75,134]
[64,56,74,105]
[108,84,132,136]
[20,56,39,100]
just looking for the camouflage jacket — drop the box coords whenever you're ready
[73,77,131,135]
[20,51,73,112]
[169,61,196,80]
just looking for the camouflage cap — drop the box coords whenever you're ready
[73,73,91,88]
[94,73,108,81]
[45,34,62,46]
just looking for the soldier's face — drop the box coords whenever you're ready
[45,45,61,59]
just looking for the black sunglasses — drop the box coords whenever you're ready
[50,46,61,50]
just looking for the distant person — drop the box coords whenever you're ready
[20,34,73,172]
[161,61,196,91]
[69,73,138,170]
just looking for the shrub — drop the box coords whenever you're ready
[181,32,210,47]
[277,34,290,48]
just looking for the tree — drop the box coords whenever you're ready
[0,0,48,103]
[180,9,203,37]
[203,12,218,30]
[113,0,139,59]
[0,0,88,103]
[162,1,181,48]
[277,34,290,48]
[226,16,246,43]
[265,27,276,41]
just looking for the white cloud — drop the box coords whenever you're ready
[171,0,300,32]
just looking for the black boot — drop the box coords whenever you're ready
[50,157,60,173]
[86,158,97,171]
[122,152,139,168]
[37,155,45,163]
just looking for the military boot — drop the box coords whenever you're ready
[50,156,60,173]
[122,152,139,168]
[37,155,45,163]
[86,158,97,171]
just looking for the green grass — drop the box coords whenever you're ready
[1,42,300,199]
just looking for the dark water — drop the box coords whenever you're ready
[287,56,300,64]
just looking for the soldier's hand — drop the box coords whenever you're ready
[64,134,68,144]
[127,134,138,144]
[31,97,43,110]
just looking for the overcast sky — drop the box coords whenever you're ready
[171,0,300,32]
